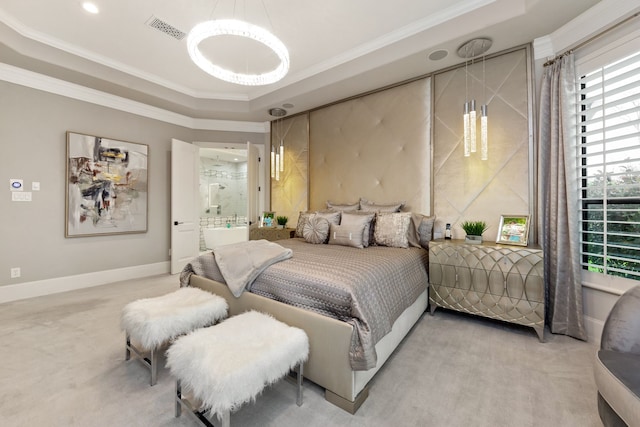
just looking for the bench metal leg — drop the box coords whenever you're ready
[124,333,158,386]
[150,348,157,386]
[296,362,304,407]
[176,380,182,417]
[176,380,219,427]
[125,334,131,360]
[217,411,230,427]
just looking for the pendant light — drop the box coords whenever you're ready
[269,108,287,181]
[480,41,489,161]
[458,38,492,160]
[463,57,471,157]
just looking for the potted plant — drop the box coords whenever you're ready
[276,216,288,229]
[461,220,488,244]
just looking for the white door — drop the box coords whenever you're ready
[170,139,200,274]
[247,142,260,229]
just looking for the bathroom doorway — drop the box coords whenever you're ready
[196,142,264,250]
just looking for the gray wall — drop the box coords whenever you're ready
[0,81,264,287]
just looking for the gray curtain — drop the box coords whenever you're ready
[537,53,587,341]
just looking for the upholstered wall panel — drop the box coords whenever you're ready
[271,113,309,227]
[433,48,532,241]
[309,78,431,214]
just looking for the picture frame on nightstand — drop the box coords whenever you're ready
[261,211,276,227]
[497,215,530,246]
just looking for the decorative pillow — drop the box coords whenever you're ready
[326,200,360,211]
[359,198,405,213]
[315,210,341,226]
[341,211,375,247]
[408,213,436,249]
[328,223,366,249]
[302,216,330,244]
[295,211,316,237]
[374,212,412,248]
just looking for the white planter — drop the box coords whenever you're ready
[465,235,483,244]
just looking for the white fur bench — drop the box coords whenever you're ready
[121,287,228,386]
[166,310,309,427]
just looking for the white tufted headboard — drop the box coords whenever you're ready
[308,78,431,214]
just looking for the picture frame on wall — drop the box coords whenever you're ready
[261,211,276,227]
[65,131,148,237]
[496,215,530,246]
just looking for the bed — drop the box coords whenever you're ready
[181,210,432,413]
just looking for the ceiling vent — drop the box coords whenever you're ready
[146,16,186,40]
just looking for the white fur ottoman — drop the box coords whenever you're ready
[121,287,228,386]
[166,310,309,427]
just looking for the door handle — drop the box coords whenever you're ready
[174,221,184,226]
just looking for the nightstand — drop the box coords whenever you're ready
[428,239,545,341]
[249,227,295,241]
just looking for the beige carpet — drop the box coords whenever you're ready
[0,274,601,426]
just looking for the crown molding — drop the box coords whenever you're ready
[532,35,554,60]
[533,0,640,60]
[1,1,496,102]
[0,8,250,102]
[0,63,268,133]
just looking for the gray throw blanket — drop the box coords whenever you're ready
[212,240,292,297]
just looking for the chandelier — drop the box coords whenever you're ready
[187,19,290,86]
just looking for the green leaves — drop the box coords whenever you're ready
[461,220,488,236]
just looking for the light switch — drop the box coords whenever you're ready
[32,182,40,191]
[12,192,32,202]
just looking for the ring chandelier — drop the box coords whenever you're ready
[187,19,290,86]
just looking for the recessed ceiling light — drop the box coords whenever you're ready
[82,2,99,14]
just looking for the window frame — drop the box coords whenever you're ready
[575,29,640,293]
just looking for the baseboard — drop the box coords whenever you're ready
[584,314,604,347]
[0,262,170,304]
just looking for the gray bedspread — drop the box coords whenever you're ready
[180,238,428,370]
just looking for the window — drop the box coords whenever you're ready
[579,49,640,280]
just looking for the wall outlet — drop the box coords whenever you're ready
[10,267,21,278]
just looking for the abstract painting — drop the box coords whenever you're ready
[65,131,148,237]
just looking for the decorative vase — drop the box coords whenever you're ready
[277,224,285,229]
[465,235,483,244]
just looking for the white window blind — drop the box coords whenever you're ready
[578,49,640,280]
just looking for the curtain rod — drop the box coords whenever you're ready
[543,11,640,67]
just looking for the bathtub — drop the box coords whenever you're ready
[203,226,248,249]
